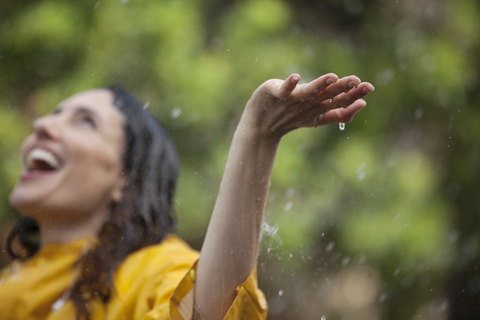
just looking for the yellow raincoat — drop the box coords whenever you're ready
[0,235,267,320]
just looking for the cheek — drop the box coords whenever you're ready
[76,146,123,186]
[19,134,35,160]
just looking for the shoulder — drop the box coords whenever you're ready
[117,235,199,278]
[133,235,198,261]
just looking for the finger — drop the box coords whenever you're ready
[318,99,367,125]
[300,73,338,98]
[277,74,300,100]
[313,75,361,103]
[329,83,375,109]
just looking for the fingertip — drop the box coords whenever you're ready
[290,73,300,84]
[278,74,300,99]
[341,99,366,123]
[324,73,338,85]
[349,75,361,82]
[357,98,367,106]
[361,84,375,95]
[325,72,338,80]
[352,99,367,112]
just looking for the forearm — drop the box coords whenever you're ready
[195,107,279,320]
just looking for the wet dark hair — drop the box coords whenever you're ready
[6,86,179,319]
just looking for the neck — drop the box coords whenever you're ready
[34,210,108,244]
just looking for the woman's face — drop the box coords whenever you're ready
[9,89,127,223]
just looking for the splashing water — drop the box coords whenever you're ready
[51,298,66,312]
[279,290,284,296]
[263,221,279,237]
[170,107,182,119]
[284,201,293,211]
[325,241,335,253]
[321,316,326,320]
[339,122,345,130]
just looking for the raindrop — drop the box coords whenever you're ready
[356,163,367,181]
[339,122,345,130]
[379,293,387,303]
[414,108,424,120]
[263,221,279,237]
[341,256,351,266]
[278,290,284,296]
[325,241,335,253]
[52,298,66,312]
[286,188,296,198]
[394,267,401,276]
[374,68,395,87]
[321,316,326,320]
[284,201,293,211]
[94,1,100,9]
[143,101,150,110]
[170,107,182,119]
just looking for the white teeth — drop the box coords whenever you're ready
[27,148,60,170]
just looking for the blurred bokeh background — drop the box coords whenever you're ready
[1,0,479,319]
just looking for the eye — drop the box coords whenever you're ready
[78,115,96,128]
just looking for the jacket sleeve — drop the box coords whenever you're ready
[169,260,268,320]
[131,237,267,320]
[138,257,267,320]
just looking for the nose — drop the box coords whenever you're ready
[33,115,60,141]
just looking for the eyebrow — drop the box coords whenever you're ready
[52,106,102,126]
[74,107,100,119]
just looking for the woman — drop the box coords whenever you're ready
[0,73,373,320]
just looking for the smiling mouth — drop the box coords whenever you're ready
[26,148,61,173]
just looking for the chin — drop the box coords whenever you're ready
[9,188,49,217]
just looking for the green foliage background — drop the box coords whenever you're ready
[1,0,479,319]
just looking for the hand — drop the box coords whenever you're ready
[244,73,375,140]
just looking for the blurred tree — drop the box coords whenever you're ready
[1,0,479,319]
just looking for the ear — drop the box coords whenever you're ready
[111,171,128,204]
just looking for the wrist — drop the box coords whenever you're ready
[237,102,282,147]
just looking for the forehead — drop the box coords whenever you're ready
[59,89,125,129]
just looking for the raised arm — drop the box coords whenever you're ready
[195,73,374,320]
